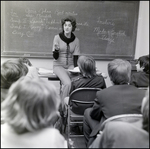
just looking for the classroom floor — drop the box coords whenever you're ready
[62,125,86,148]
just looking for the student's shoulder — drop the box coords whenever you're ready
[96,85,113,95]
[71,75,83,82]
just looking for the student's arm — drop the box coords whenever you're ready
[90,98,103,121]
[130,73,138,87]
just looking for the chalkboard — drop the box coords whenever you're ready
[1,1,139,60]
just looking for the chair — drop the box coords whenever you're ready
[138,87,148,90]
[67,88,101,140]
[97,114,143,136]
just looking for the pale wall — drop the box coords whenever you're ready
[1,1,149,88]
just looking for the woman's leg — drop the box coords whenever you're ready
[53,66,71,109]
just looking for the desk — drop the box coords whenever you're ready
[39,73,60,81]
[38,68,60,81]
[39,73,61,94]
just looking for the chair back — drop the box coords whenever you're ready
[69,88,101,115]
[100,114,142,131]
[138,87,148,90]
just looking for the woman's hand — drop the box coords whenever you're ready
[54,43,60,51]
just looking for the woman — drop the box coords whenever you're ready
[52,16,80,110]
[1,77,67,148]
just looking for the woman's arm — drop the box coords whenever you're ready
[52,35,60,60]
[53,50,59,60]
[73,55,78,67]
[73,38,80,66]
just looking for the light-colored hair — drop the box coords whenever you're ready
[1,77,60,134]
[108,59,132,85]
[141,87,149,133]
[77,55,96,78]
[1,59,28,89]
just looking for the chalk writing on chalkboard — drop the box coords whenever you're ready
[1,1,139,59]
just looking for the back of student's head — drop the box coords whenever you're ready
[138,55,149,73]
[1,77,60,134]
[108,59,132,85]
[77,55,96,78]
[1,59,28,89]
[19,57,32,66]
[141,87,149,133]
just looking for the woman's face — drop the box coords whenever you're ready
[63,21,72,34]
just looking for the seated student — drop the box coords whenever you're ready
[63,55,106,134]
[130,55,149,87]
[64,55,106,105]
[18,57,39,79]
[1,59,28,102]
[1,77,67,148]
[90,87,149,148]
[83,59,146,147]
[70,55,106,92]
[63,55,106,133]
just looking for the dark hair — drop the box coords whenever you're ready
[19,57,32,66]
[108,59,132,85]
[1,59,28,89]
[138,55,149,73]
[77,55,96,78]
[61,16,76,32]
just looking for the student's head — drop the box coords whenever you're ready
[141,87,149,133]
[136,55,149,73]
[77,55,96,78]
[1,59,28,89]
[19,57,32,66]
[108,59,132,85]
[1,77,60,134]
[61,16,76,32]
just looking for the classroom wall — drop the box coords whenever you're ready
[1,1,149,88]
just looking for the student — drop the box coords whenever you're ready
[1,59,28,102]
[19,57,39,79]
[83,59,146,147]
[63,55,106,134]
[130,55,149,87]
[52,15,80,110]
[1,77,67,148]
[19,57,32,66]
[64,55,106,105]
[90,87,149,148]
